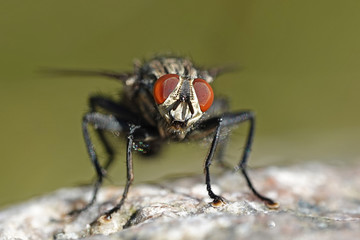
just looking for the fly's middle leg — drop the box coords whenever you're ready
[89,96,138,171]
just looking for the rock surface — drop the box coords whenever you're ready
[0,163,359,240]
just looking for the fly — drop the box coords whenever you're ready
[60,56,279,218]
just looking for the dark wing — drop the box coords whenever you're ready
[39,68,133,82]
[207,64,240,79]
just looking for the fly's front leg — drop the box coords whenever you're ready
[200,111,278,208]
[103,125,139,218]
[205,98,231,169]
[204,122,227,205]
[69,112,128,216]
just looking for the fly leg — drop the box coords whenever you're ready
[233,112,279,208]
[89,97,117,174]
[103,125,139,218]
[68,112,129,216]
[204,122,226,205]
[200,98,231,169]
[199,111,278,208]
[88,96,137,171]
[214,131,232,170]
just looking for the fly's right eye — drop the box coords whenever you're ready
[153,74,180,104]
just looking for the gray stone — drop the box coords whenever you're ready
[0,163,359,240]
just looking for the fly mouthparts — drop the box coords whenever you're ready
[171,120,187,129]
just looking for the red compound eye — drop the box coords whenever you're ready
[193,78,214,112]
[153,74,180,104]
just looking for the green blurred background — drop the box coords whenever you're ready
[1,0,359,208]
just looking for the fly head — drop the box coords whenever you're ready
[153,73,214,134]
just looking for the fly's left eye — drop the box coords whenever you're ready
[153,74,180,104]
[193,78,214,112]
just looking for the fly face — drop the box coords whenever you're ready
[153,73,214,133]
